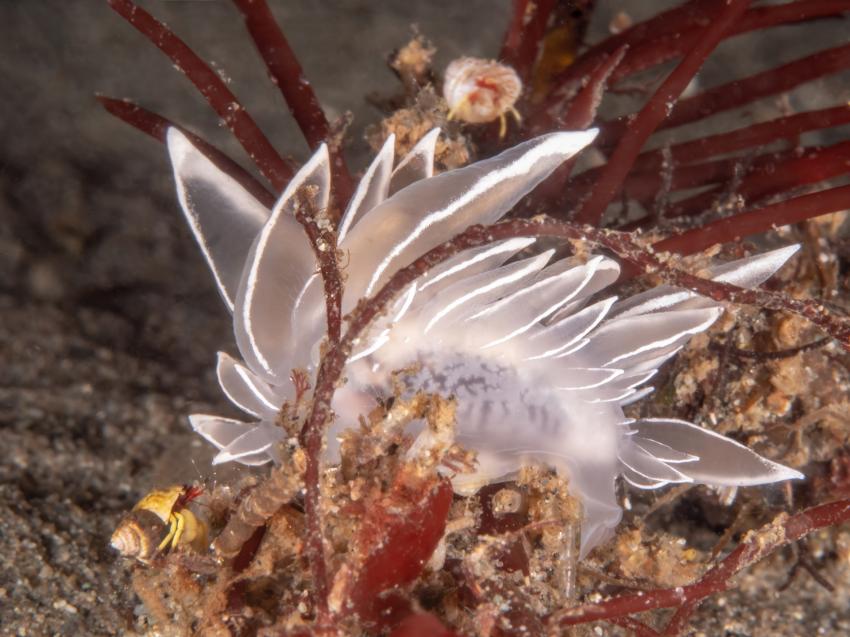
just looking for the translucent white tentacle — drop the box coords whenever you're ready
[234,145,329,382]
[189,414,253,450]
[547,258,620,323]
[631,437,699,464]
[524,297,616,360]
[612,245,800,319]
[618,441,692,484]
[555,367,624,391]
[628,419,804,485]
[337,135,395,242]
[417,251,554,335]
[471,257,608,350]
[389,128,440,194]
[418,238,536,302]
[291,130,598,365]
[344,129,599,304]
[574,308,722,369]
[216,352,282,418]
[211,422,285,465]
[166,128,270,311]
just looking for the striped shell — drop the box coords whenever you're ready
[110,509,163,563]
[443,57,522,124]
[165,127,803,555]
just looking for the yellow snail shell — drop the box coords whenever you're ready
[110,509,164,563]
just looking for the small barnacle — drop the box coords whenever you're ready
[111,485,207,564]
[443,56,522,137]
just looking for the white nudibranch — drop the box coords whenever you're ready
[166,127,803,556]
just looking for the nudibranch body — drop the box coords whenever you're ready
[168,127,802,554]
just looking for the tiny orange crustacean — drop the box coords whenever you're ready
[443,56,522,138]
[110,485,207,564]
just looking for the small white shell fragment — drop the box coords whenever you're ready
[165,127,803,557]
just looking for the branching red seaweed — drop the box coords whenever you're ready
[540,0,717,100]
[389,613,462,637]
[499,0,556,84]
[231,0,354,207]
[293,206,343,347]
[630,105,850,176]
[603,0,850,86]
[293,200,343,622]
[540,1,850,126]
[107,0,294,192]
[572,0,751,226]
[601,41,850,143]
[551,498,850,632]
[654,184,850,256]
[332,477,453,625]
[96,95,277,208]
[525,44,627,211]
[661,141,850,220]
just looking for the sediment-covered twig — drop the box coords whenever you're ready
[213,445,306,559]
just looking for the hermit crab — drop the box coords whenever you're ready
[168,126,802,554]
[110,485,207,563]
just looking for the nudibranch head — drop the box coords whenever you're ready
[166,127,803,555]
